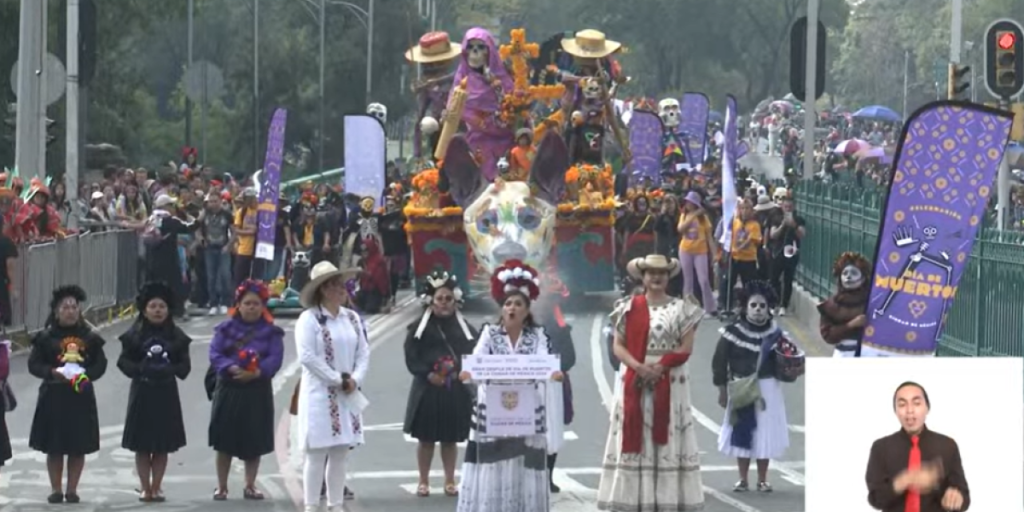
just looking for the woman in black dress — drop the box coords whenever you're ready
[117,281,192,502]
[27,285,108,504]
[208,279,284,500]
[403,270,477,497]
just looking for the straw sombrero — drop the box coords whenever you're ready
[561,29,622,59]
[626,254,680,279]
[299,261,361,308]
[406,31,462,63]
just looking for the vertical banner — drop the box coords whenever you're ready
[680,93,710,168]
[626,110,663,184]
[718,95,739,247]
[255,108,287,261]
[860,102,1013,357]
[344,114,387,206]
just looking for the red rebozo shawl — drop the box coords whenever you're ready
[622,295,692,454]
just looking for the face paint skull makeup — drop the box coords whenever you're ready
[466,39,489,70]
[658,98,681,128]
[746,294,770,325]
[840,264,864,290]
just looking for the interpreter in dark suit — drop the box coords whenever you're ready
[865,381,969,512]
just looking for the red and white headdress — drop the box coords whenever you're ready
[490,259,541,304]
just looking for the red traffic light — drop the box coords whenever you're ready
[998,31,1017,50]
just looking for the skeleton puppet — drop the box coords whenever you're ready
[817,252,872,358]
[449,27,515,181]
[406,32,462,160]
[558,29,627,166]
[367,102,388,124]
[657,98,689,173]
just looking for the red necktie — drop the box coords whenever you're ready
[906,435,921,512]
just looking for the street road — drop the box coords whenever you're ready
[0,291,808,512]
[740,142,786,182]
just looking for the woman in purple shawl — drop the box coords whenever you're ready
[450,27,516,181]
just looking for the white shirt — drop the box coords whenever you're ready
[295,306,370,450]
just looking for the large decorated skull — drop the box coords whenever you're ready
[367,102,388,124]
[443,132,569,273]
[466,38,489,70]
[658,98,681,128]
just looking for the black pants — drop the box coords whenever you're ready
[234,254,255,286]
[770,255,799,308]
[723,259,759,310]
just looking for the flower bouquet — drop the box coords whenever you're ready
[237,348,260,373]
[433,355,456,389]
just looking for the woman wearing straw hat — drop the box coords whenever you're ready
[597,254,705,511]
[294,261,369,512]
[406,31,462,160]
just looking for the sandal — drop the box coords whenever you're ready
[416,483,430,497]
[138,489,152,503]
[212,488,228,501]
[243,487,265,500]
[151,490,166,502]
[733,480,749,492]
[757,481,773,493]
[444,482,458,497]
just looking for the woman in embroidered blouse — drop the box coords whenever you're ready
[295,261,370,512]
[597,254,705,512]
[403,270,478,497]
[456,260,563,512]
[27,285,108,504]
[208,280,284,501]
[116,281,192,502]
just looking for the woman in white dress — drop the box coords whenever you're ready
[456,260,563,512]
[597,254,705,511]
[295,262,370,512]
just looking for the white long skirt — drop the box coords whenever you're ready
[597,359,705,511]
[717,378,789,460]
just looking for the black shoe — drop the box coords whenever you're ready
[46,492,63,504]
[65,493,81,503]
[550,482,561,493]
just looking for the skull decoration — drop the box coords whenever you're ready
[367,103,388,124]
[746,294,771,325]
[658,98,681,128]
[466,38,489,70]
[840,264,864,290]
[922,226,938,240]
[463,181,556,273]
[580,77,603,100]
[496,157,510,175]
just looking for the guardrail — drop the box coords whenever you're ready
[7,229,139,334]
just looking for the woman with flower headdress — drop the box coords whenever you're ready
[456,260,564,512]
[403,270,477,497]
[208,279,284,501]
[116,281,192,502]
[817,252,871,358]
[597,254,704,511]
[27,285,108,504]
[713,280,802,493]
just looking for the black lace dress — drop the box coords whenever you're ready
[27,324,108,455]
[117,320,192,454]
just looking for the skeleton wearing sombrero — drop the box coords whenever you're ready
[406,32,462,161]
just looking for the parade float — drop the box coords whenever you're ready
[403,28,625,296]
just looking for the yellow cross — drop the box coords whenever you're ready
[498,28,563,108]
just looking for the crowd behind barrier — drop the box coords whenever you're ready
[791,180,1024,358]
[7,229,139,334]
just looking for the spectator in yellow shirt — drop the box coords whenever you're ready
[233,188,259,285]
[725,199,761,311]
[677,191,717,315]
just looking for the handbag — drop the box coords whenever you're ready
[205,328,258,400]
[726,344,766,413]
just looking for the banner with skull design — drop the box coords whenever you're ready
[679,93,710,167]
[860,101,1013,357]
[626,110,664,184]
[343,114,387,207]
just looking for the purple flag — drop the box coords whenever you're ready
[719,95,739,247]
[344,114,387,206]
[859,102,1013,357]
[680,93,709,166]
[626,110,664,184]
[255,108,287,262]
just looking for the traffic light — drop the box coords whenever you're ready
[948,63,971,100]
[985,18,1024,99]
[46,118,57,148]
[789,16,827,103]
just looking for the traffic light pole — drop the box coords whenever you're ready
[15,0,43,181]
[997,95,1011,231]
[801,0,819,180]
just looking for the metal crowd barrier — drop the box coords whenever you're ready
[8,229,139,334]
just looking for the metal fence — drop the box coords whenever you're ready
[792,180,1024,357]
[8,229,139,333]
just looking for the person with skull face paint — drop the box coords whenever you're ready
[597,255,705,511]
[817,252,871,358]
[712,280,797,493]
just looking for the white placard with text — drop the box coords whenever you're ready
[461,354,559,381]
[484,383,537,437]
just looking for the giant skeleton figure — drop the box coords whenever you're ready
[657,98,689,173]
[817,252,872,358]
[406,31,462,160]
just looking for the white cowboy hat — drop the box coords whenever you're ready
[753,194,777,212]
[299,261,361,308]
[561,29,622,59]
[405,31,462,63]
[626,254,680,279]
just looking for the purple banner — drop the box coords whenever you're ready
[627,110,664,184]
[344,114,387,206]
[680,93,709,167]
[860,102,1012,356]
[255,108,287,261]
